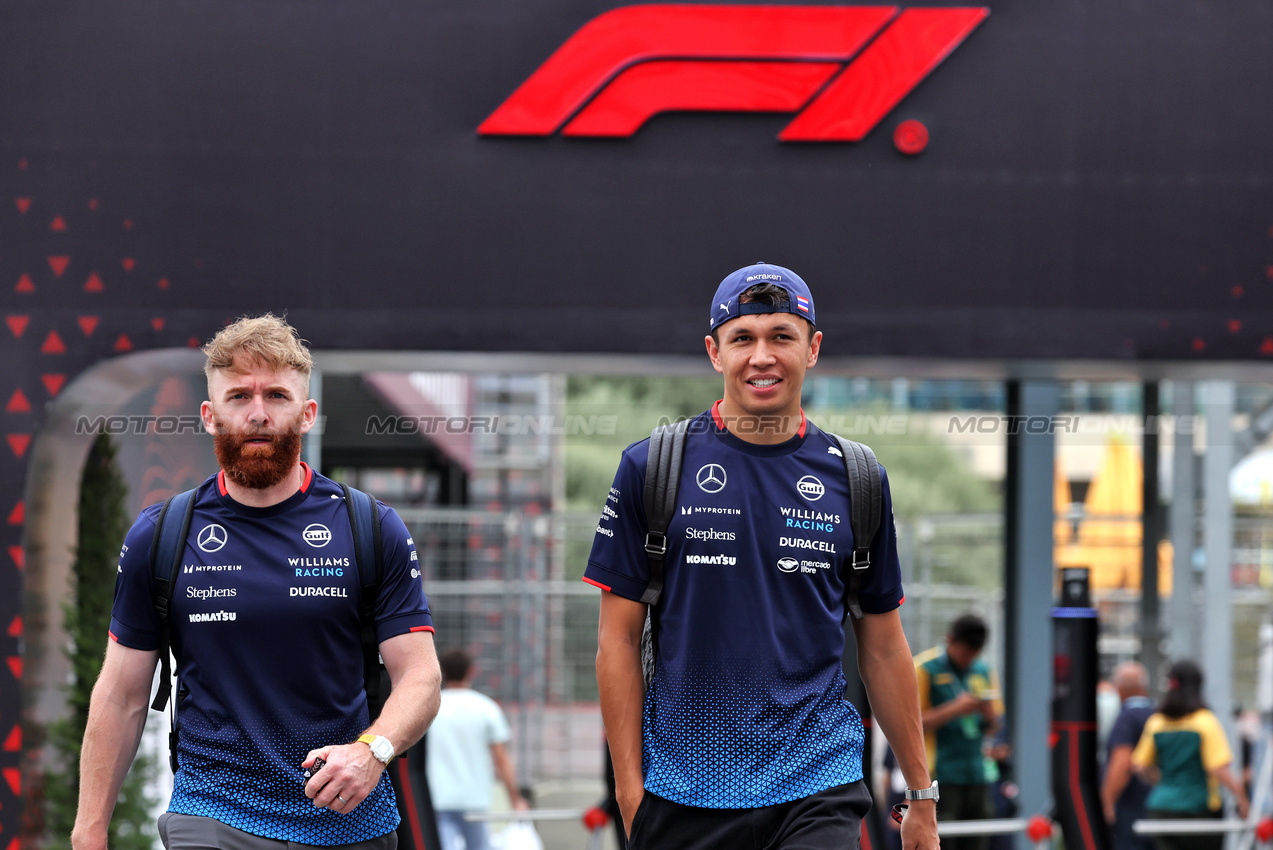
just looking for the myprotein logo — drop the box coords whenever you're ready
[479,5,988,142]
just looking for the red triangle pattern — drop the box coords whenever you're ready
[6,434,31,458]
[49,215,66,232]
[14,198,30,214]
[1262,338,1273,356]
[5,390,30,414]
[2,765,19,795]
[122,218,134,230]
[121,257,136,272]
[41,330,66,354]
[5,316,29,339]
[188,337,201,348]
[1267,265,1273,281]
[84,272,104,292]
[5,616,18,637]
[87,198,99,211]
[7,546,23,569]
[1192,338,1206,352]
[7,502,22,525]
[14,274,34,293]
[78,316,99,336]
[158,277,171,289]
[47,255,70,277]
[151,317,166,332]
[114,333,133,352]
[42,374,66,396]
[1229,320,1242,334]
[2,724,19,752]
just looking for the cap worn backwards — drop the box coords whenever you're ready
[709,262,816,331]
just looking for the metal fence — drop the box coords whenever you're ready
[399,507,1273,787]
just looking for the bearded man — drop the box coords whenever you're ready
[72,315,442,850]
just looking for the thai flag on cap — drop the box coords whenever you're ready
[795,295,810,313]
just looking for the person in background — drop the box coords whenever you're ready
[426,648,529,850]
[914,613,1004,850]
[1101,661,1156,850]
[1132,660,1249,850]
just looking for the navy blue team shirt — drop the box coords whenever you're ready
[110,464,434,845]
[584,405,905,809]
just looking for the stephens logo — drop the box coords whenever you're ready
[303,524,332,548]
[478,5,988,143]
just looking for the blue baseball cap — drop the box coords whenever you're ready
[709,262,816,331]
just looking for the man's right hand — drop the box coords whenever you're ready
[70,825,107,850]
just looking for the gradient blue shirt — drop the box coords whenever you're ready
[584,409,904,809]
[110,465,434,844]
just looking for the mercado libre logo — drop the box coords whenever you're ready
[478,4,989,152]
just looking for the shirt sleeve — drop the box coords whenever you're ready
[373,504,434,642]
[1131,714,1160,769]
[488,699,512,745]
[108,504,165,650]
[855,465,905,614]
[582,440,651,602]
[1198,710,1234,771]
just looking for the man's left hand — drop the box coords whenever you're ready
[900,799,940,850]
[302,743,386,812]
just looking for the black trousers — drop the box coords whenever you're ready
[627,781,873,850]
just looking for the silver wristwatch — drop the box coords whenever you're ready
[904,781,940,802]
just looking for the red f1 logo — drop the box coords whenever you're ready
[478,4,988,142]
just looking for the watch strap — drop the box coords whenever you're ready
[904,780,940,801]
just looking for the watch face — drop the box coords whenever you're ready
[371,738,394,762]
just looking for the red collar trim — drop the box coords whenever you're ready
[711,399,725,429]
[218,463,312,496]
[712,400,806,437]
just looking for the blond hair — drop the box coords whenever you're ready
[203,314,313,391]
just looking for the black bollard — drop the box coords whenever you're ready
[1050,568,1110,850]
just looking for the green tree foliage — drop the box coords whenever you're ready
[45,433,156,849]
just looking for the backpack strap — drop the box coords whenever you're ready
[832,435,883,620]
[149,488,196,772]
[638,418,691,688]
[341,483,386,720]
[640,419,690,607]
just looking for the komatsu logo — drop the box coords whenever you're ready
[189,610,237,623]
[685,553,737,565]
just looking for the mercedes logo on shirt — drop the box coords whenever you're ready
[696,463,727,494]
[197,523,228,553]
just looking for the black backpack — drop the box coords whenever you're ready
[638,419,883,683]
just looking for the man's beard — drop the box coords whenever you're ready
[212,417,304,490]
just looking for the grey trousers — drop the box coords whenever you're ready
[158,812,398,850]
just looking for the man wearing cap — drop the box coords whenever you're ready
[586,264,938,850]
